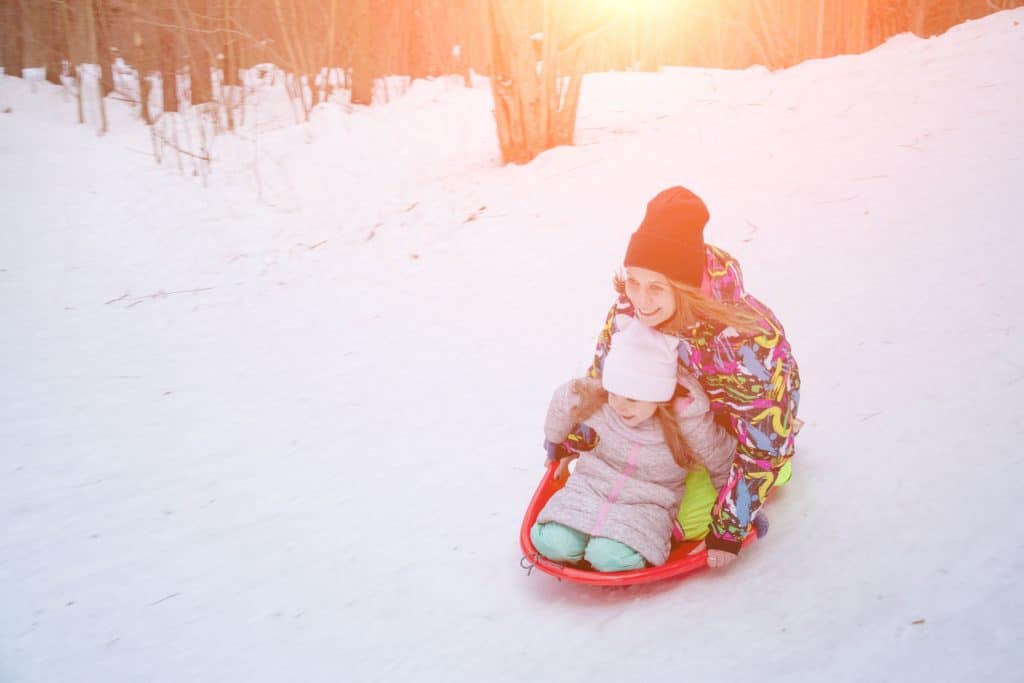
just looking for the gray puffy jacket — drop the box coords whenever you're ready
[538,377,733,565]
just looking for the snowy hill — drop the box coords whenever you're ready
[2,9,1023,683]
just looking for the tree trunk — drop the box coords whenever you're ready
[158,7,178,114]
[3,1,25,77]
[408,3,430,79]
[351,0,373,105]
[750,0,782,69]
[324,0,339,99]
[487,0,535,163]
[221,0,240,86]
[91,0,114,95]
[45,0,66,85]
[129,2,154,124]
[189,0,213,105]
[190,46,213,106]
[292,0,319,106]
[815,0,826,57]
[487,0,598,164]
[56,2,85,122]
[272,0,310,118]
[81,0,107,133]
[455,0,476,85]
[21,0,49,71]
[850,0,870,54]
[80,0,100,65]
[220,0,238,130]
[910,0,929,37]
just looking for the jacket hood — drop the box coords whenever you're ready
[702,245,748,305]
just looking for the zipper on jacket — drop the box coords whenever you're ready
[591,441,641,537]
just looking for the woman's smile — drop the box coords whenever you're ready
[624,266,677,328]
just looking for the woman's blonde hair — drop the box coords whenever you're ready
[569,378,694,469]
[613,272,763,337]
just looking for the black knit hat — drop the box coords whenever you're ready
[623,186,709,287]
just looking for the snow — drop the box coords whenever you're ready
[2,9,1023,682]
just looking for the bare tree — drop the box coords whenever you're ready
[157,3,178,114]
[487,0,617,164]
[5,0,1024,177]
[220,0,241,130]
[173,0,212,105]
[351,0,372,105]
[3,1,25,78]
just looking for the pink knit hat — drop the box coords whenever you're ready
[601,316,680,402]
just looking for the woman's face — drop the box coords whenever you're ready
[624,267,676,328]
[607,392,659,427]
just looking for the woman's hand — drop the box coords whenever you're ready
[706,548,737,569]
[686,540,738,569]
[673,369,710,417]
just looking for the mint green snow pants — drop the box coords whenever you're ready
[530,522,646,572]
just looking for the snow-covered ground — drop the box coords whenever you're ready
[2,9,1023,682]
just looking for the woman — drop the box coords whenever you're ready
[588,186,801,569]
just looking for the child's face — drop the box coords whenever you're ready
[624,267,676,328]
[607,392,659,427]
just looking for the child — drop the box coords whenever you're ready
[531,316,733,572]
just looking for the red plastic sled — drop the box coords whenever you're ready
[520,460,756,586]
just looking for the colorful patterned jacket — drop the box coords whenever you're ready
[588,245,801,552]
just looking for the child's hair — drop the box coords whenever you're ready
[613,273,763,337]
[569,378,694,469]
